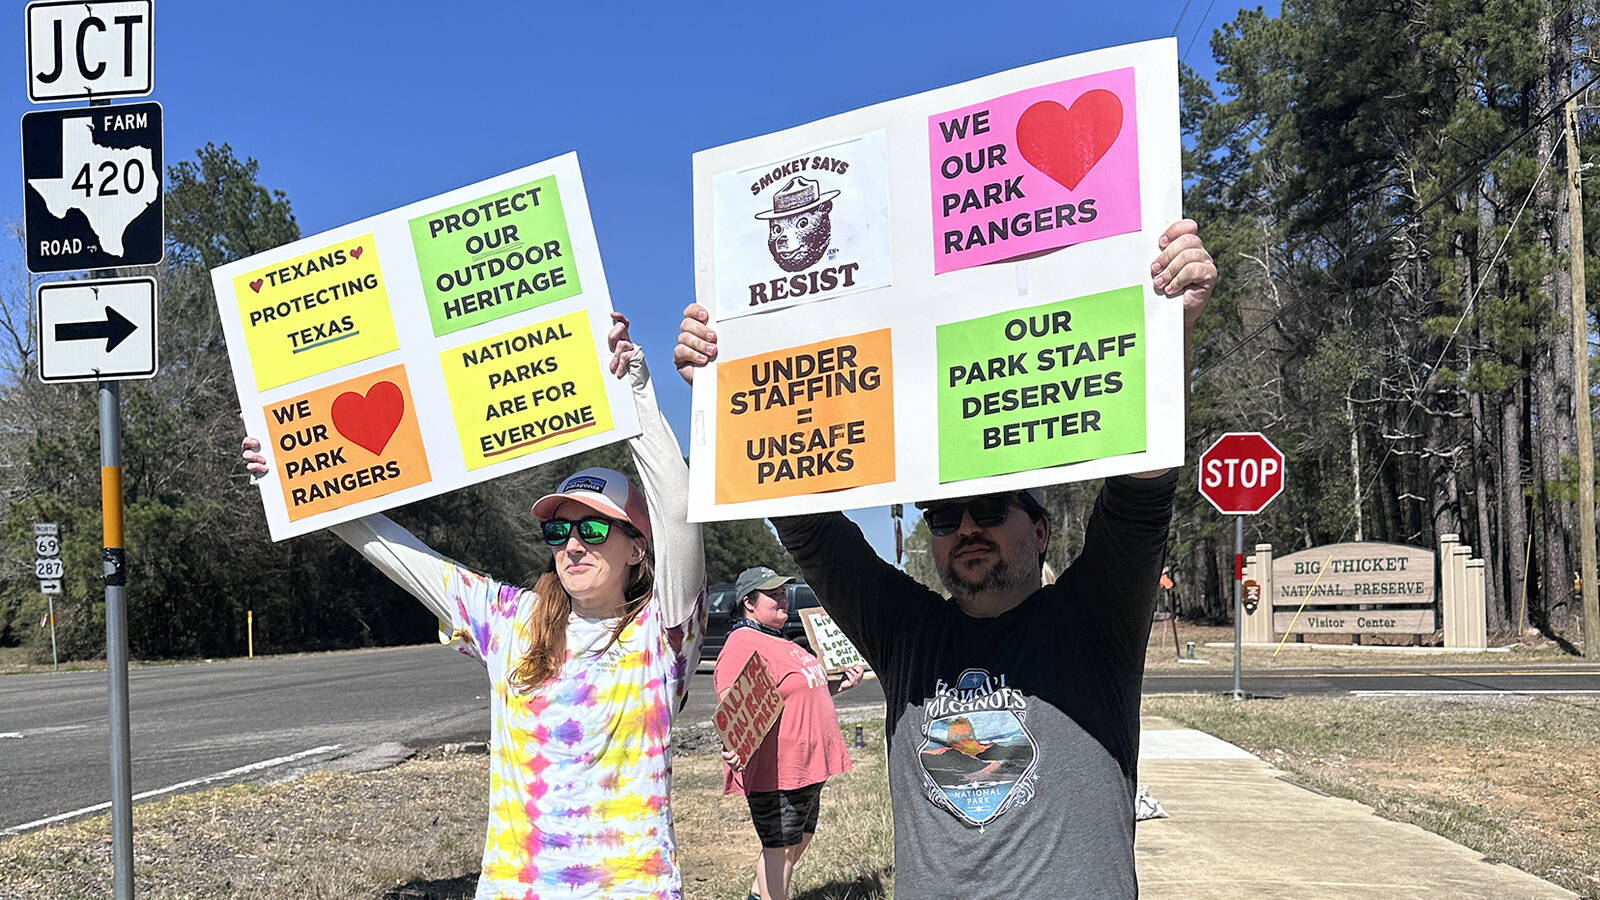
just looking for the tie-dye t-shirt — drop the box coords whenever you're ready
[332,354,705,899]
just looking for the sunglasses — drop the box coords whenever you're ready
[541,517,615,546]
[923,496,1019,537]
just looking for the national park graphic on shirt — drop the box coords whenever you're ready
[918,668,1039,827]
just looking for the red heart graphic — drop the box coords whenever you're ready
[1016,91,1123,191]
[249,278,264,293]
[350,246,363,259]
[330,381,405,455]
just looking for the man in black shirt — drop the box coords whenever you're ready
[675,219,1216,898]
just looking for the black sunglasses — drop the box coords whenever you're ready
[541,517,614,546]
[923,496,1019,537]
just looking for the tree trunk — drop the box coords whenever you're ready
[1472,388,1505,631]
[1533,3,1577,629]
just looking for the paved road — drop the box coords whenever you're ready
[0,645,886,835]
[0,646,489,835]
[3,648,1593,835]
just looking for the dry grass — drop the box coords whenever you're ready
[1143,621,1580,671]
[1142,692,1600,899]
[0,753,487,899]
[674,714,893,900]
[0,722,892,900]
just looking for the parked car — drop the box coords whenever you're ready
[701,580,820,658]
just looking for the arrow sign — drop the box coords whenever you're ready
[38,277,158,383]
[56,305,137,351]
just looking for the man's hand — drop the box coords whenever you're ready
[834,664,865,694]
[1135,219,1218,479]
[673,303,717,386]
[1150,218,1216,329]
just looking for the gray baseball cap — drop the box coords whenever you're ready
[733,565,796,606]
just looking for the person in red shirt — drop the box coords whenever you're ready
[715,565,864,900]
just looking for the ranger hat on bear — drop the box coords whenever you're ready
[754,176,840,220]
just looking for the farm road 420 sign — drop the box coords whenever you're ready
[211,154,639,541]
[23,102,163,273]
[688,38,1183,521]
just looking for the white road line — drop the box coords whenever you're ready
[1351,689,1600,696]
[0,732,23,739]
[1,744,342,836]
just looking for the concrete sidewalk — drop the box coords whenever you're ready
[1135,715,1577,899]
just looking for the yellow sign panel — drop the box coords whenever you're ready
[439,310,613,470]
[232,235,399,390]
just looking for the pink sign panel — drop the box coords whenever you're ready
[929,67,1141,274]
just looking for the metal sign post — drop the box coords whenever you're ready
[1233,515,1244,701]
[101,375,132,900]
[25,6,155,893]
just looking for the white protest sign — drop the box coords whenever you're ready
[212,154,640,541]
[799,607,867,674]
[687,39,1182,521]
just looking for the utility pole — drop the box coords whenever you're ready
[1567,96,1600,660]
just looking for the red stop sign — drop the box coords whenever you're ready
[1198,432,1285,514]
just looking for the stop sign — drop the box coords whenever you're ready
[1198,432,1285,514]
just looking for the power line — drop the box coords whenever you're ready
[1181,0,1221,65]
[1170,0,1195,37]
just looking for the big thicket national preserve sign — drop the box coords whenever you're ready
[1272,541,1436,634]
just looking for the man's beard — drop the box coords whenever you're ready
[937,535,1036,598]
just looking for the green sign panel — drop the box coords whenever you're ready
[409,175,582,336]
[936,286,1147,482]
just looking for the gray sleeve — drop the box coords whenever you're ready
[622,350,705,631]
[330,514,505,665]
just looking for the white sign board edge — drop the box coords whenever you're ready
[211,153,642,542]
[798,606,867,674]
[36,275,157,382]
[26,0,154,102]
[686,38,1183,523]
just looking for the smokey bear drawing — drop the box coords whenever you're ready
[755,176,841,272]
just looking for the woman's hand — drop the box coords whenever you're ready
[607,311,636,377]
[834,664,864,693]
[721,747,744,771]
[241,436,268,478]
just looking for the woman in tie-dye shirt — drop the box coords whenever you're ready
[244,315,705,899]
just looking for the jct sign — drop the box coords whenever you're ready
[1198,432,1285,515]
[26,1,153,102]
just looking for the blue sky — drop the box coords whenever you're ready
[4,0,1275,563]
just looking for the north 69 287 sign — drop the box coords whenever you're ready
[22,101,163,273]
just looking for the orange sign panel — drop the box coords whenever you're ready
[715,328,895,504]
[264,364,431,520]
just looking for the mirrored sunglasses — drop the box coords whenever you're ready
[923,496,1017,537]
[541,517,614,546]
